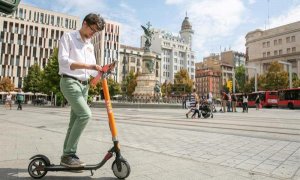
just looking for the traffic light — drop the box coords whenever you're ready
[0,0,21,14]
[227,80,233,93]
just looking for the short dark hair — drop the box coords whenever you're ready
[83,13,105,31]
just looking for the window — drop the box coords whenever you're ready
[287,48,291,53]
[19,8,23,19]
[65,18,68,28]
[291,36,296,42]
[3,21,7,31]
[279,49,282,55]
[274,50,278,56]
[56,17,60,26]
[279,39,282,44]
[286,37,290,43]
[40,13,44,23]
[267,41,270,47]
[292,47,296,52]
[267,52,270,57]
[274,40,277,45]
[263,52,266,58]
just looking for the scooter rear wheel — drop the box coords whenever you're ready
[112,160,131,179]
[28,158,48,179]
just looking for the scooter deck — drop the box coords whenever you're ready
[45,164,100,171]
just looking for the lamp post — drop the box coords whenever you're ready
[279,61,292,89]
[245,66,257,92]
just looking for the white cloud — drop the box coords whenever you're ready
[165,0,186,5]
[165,0,246,60]
[248,0,256,5]
[269,4,300,28]
[232,35,246,53]
[107,2,142,47]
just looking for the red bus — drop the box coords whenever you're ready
[278,88,300,109]
[248,91,278,108]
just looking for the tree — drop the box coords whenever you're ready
[0,77,14,92]
[173,69,193,95]
[122,71,138,97]
[41,48,60,95]
[107,78,121,96]
[264,62,288,90]
[23,63,43,93]
[161,81,173,97]
[243,74,266,93]
[235,65,246,92]
[292,73,300,88]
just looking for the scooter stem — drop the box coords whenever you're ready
[102,78,118,140]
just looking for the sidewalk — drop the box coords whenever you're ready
[0,107,294,179]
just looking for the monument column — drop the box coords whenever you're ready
[133,22,160,102]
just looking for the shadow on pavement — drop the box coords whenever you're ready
[0,168,118,180]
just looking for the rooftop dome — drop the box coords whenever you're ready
[181,16,192,30]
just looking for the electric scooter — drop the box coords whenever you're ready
[28,61,131,179]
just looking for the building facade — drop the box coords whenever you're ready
[195,50,245,96]
[118,44,161,84]
[92,20,120,82]
[0,3,80,88]
[246,21,300,78]
[141,16,195,84]
[195,68,221,99]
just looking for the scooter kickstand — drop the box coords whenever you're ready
[90,170,94,176]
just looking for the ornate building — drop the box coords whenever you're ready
[141,16,195,84]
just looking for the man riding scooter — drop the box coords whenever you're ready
[58,13,105,168]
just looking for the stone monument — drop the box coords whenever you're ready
[133,22,160,101]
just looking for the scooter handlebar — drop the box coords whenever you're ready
[90,61,118,86]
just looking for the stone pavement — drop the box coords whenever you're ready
[0,105,299,179]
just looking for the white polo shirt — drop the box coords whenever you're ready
[58,30,98,81]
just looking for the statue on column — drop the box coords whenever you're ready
[141,21,154,52]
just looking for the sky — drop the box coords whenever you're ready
[22,0,300,62]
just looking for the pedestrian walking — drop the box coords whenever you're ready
[242,93,248,113]
[221,92,228,113]
[16,89,24,110]
[227,92,232,112]
[231,93,237,112]
[255,94,261,110]
[182,96,187,109]
[5,92,12,110]
[185,89,199,118]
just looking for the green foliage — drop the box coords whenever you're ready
[23,63,43,93]
[244,75,266,93]
[41,48,61,94]
[122,71,138,97]
[173,69,193,95]
[264,62,288,90]
[161,82,173,97]
[292,73,300,88]
[235,65,246,92]
[0,77,14,92]
[107,78,121,96]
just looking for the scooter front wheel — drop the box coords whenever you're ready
[28,158,48,179]
[112,160,131,179]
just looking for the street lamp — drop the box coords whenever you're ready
[279,61,292,89]
[245,66,257,92]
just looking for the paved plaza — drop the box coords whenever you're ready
[0,105,299,179]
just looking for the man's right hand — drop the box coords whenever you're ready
[94,64,102,71]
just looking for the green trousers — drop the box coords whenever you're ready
[60,77,91,156]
